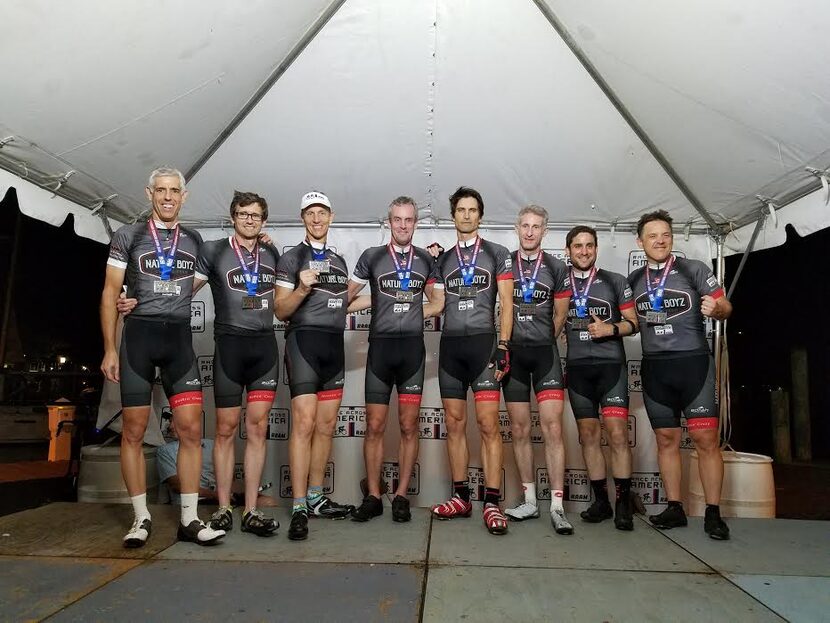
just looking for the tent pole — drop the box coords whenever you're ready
[727,212,766,299]
[713,234,726,435]
[530,0,718,231]
[185,0,348,182]
[0,208,22,368]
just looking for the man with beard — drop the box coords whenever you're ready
[430,187,514,536]
[275,191,355,541]
[564,225,639,531]
[502,205,574,534]
[346,196,443,523]
[100,167,224,547]
[629,210,732,540]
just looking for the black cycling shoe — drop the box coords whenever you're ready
[351,495,383,522]
[614,496,634,531]
[307,496,355,519]
[649,504,688,529]
[241,509,279,536]
[288,510,309,541]
[177,520,225,545]
[580,498,613,523]
[209,506,233,531]
[704,507,730,540]
[392,496,411,522]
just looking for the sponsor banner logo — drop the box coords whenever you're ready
[197,355,213,387]
[530,410,544,444]
[627,360,642,393]
[468,466,505,501]
[191,301,205,332]
[419,407,447,439]
[273,317,287,332]
[679,417,694,449]
[234,462,245,481]
[536,467,591,501]
[631,471,667,505]
[334,406,367,437]
[280,461,334,498]
[628,250,686,275]
[498,410,512,442]
[139,249,197,280]
[542,248,570,265]
[599,414,636,448]
[347,308,372,331]
[239,408,290,441]
[381,461,420,496]
[423,315,442,332]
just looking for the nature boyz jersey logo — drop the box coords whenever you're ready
[419,407,447,439]
[335,406,367,437]
[280,461,335,498]
[377,270,427,299]
[634,288,692,321]
[224,264,277,295]
[381,462,420,496]
[468,466,505,501]
[444,266,492,296]
[314,265,349,296]
[566,295,612,324]
[630,471,667,505]
[240,408,289,441]
[138,249,197,280]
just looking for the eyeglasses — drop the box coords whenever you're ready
[235,211,263,222]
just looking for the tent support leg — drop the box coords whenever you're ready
[0,208,22,371]
[726,212,766,299]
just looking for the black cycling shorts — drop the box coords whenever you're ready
[502,344,564,404]
[213,333,279,409]
[566,361,628,420]
[365,336,425,406]
[642,353,717,430]
[119,318,202,409]
[438,334,500,401]
[284,329,345,400]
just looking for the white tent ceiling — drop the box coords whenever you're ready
[1,0,829,249]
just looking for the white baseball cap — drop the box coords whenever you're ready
[300,191,331,212]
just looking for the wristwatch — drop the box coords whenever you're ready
[498,339,511,348]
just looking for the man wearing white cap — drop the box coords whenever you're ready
[275,191,355,540]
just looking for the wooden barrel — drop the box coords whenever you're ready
[77,444,159,504]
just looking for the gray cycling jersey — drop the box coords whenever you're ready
[275,241,349,334]
[194,237,280,336]
[565,268,633,363]
[351,244,437,338]
[510,250,571,346]
[107,221,203,323]
[433,237,512,337]
[628,255,723,358]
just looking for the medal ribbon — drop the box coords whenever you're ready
[517,251,544,304]
[148,220,180,281]
[306,238,327,261]
[455,236,482,287]
[644,255,675,312]
[231,238,260,296]
[570,266,598,318]
[388,243,414,291]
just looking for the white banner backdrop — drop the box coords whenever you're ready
[98,224,714,512]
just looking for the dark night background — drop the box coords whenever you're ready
[0,186,826,459]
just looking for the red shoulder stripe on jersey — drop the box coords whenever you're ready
[619,301,635,310]
[426,278,437,285]
[710,288,725,300]
[553,290,572,299]
[496,273,513,281]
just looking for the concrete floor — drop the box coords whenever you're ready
[0,503,826,622]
